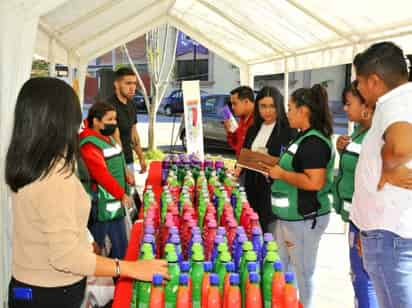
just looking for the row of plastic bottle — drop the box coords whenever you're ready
[133,157,301,308]
[139,262,299,308]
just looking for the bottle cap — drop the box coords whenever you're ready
[225,262,235,272]
[217,227,226,235]
[143,234,154,243]
[192,251,205,262]
[192,235,203,243]
[247,262,257,272]
[285,272,294,284]
[274,261,283,271]
[164,243,175,253]
[249,272,260,284]
[167,250,178,263]
[217,243,229,253]
[245,251,257,261]
[229,273,240,286]
[179,274,189,285]
[265,251,278,263]
[192,243,204,253]
[242,241,253,251]
[252,227,262,235]
[180,261,190,272]
[152,274,163,286]
[267,241,278,252]
[212,235,222,245]
[203,261,213,272]
[209,273,220,286]
[220,252,232,263]
[144,226,155,235]
[170,234,181,244]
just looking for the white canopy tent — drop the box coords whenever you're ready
[2,0,412,303]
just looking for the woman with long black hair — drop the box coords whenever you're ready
[6,78,168,308]
[264,84,335,308]
[240,86,295,233]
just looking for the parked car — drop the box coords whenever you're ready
[162,89,208,116]
[132,90,152,113]
[178,94,235,151]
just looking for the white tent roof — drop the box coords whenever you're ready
[34,0,412,76]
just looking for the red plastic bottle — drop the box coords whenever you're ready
[207,274,222,308]
[245,272,262,308]
[150,274,165,308]
[283,272,298,308]
[272,261,286,308]
[177,274,192,308]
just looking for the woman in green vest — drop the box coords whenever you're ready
[333,81,378,308]
[79,102,134,259]
[263,84,334,308]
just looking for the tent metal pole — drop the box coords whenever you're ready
[284,58,289,110]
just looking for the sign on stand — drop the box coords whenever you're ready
[182,80,204,160]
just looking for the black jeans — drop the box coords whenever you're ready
[8,277,86,308]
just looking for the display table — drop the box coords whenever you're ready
[112,161,162,308]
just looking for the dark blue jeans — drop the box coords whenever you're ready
[88,200,127,259]
[361,229,412,308]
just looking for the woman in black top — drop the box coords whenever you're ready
[240,86,296,233]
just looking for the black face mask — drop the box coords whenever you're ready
[100,124,117,136]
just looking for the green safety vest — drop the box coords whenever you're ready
[271,129,335,221]
[332,127,368,222]
[79,135,128,222]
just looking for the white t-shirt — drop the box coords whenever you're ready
[251,122,276,152]
[351,82,412,238]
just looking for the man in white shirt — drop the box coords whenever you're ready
[351,42,412,308]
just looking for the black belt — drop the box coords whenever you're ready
[302,212,318,229]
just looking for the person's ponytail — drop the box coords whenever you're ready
[291,84,333,138]
[310,84,333,137]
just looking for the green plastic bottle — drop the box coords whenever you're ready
[165,250,181,308]
[214,242,229,271]
[191,243,204,266]
[216,251,232,295]
[197,196,207,229]
[239,241,253,278]
[266,241,279,254]
[136,244,154,308]
[190,250,205,308]
[262,251,277,308]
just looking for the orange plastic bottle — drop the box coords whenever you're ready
[223,262,235,308]
[207,274,222,308]
[201,262,213,308]
[272,261,286,308]
[224,273,241,308]
[150,274,165,308]
[177,274,192,308]
[245,272,262,308]
[283,272,298,308]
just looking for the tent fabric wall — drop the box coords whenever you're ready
[3,0,412,304]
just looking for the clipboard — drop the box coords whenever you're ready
[237,148,279,176]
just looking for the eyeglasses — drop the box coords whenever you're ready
[258,104,276,110]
